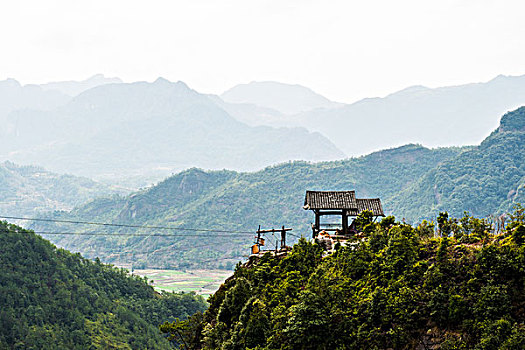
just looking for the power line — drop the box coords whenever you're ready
[0,215,253,234]
[0,214,303,238]
[287,232,302,238]
[23,230,252,238]
[0,227,290,240]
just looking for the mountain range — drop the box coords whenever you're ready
[225,75,525,156]
[220,81,342,115]
[0,161,125,217]
[29,107,525,269]
[391,106,525,219]
[30,143,463,269]
[3,74,525,185]
[39,73,123,96]
[0,78,343,183]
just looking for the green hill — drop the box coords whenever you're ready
[163,210,525,349]
[391,107,525,221]
[31,107,525,269]
[0,221,207,349]
[33,143,462,269]
[0,161,126,216]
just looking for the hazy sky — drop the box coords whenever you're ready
[1,0,524,103]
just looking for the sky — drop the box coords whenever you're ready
[1,0,524,103]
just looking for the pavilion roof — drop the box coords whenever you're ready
[303,190,385,216]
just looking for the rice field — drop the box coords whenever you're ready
[132,269,233,298]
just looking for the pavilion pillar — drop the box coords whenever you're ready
[314,210,320,238]
[342,210,348,236]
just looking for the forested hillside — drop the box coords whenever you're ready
[163,209,525,349]
[33,144,462,269]
[0,221,207,349]
[0,161,125,216]
[28,108,525,269]
[392,107,525,221]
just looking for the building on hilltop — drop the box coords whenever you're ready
[249,191,385,260]
[303,190,384,238]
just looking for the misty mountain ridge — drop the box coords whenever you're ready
[285,74,525,156]
[207,94,286,127]
[0,78,344,182]
[0,78,70,120]
[221,80,343,115]
[39,73,123,96]
[3,73,525,184]
[0,75,122,126]
[391,106,525,220]
[31,107,525,268]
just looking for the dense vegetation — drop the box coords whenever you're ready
[392,107,525,220]
[0,161,124,216]
[34,143,462,269]
[31,107,525,269]
[0,221,207,349]
[163,207,525,349]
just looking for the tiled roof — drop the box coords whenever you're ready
[304,191,385,216]
[303,191,356,210]
[347,198,385,216]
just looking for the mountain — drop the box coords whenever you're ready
[391,106,525,221]
[0,78,70,122]
[0,161,126,217]
[207,94,285,127]
[39,74,123,96]
[288,74,525,156]
[32,143,463,269]
[0,78,344,181]
[220,81,342,115]
[32,107,525,269]
[170,215,525,349]
[0,74,122,122]
[0,221,207,349]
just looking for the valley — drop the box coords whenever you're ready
[132,269,233,297]
[4,2,525,348]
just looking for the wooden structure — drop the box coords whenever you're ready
[303,190,384,238]
[250,225,293,257]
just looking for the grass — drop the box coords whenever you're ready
[132,269,233,298]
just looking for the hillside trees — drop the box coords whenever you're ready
[162,207,525,349]
[0,221,207,349]
[34,143,462,269]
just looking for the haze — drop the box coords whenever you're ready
[2,0,525,103]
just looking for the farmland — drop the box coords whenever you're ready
[133,269,233,298]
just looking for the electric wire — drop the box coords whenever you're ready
[0,214,302,237]
[29,231,251,237]
[0,215,254,234]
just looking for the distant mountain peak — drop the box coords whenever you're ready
[0,78,21,88]
[39,74,123,96]
[150,78,192,92]
[86,73,110,80]
[385,85,430,98]
[221,80,341,115]
[488,73,525,85]
[153,77,171,84]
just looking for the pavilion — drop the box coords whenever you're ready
[303,190,384,238]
